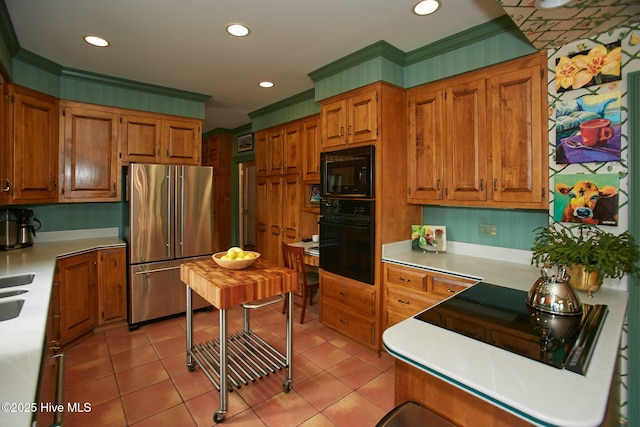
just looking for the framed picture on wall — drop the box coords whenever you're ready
[238,133,254,152]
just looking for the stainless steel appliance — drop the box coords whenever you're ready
[1,208,41,250]
[415,282,608,375]
[319,199,374,284]
[320,145,375,198]
[124,163,213,327]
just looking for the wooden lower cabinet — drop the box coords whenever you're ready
[395,360,532,427]
[383,262,475,329]
[320,270,378,350]
[55,246,127,346]
[56,251,98,345]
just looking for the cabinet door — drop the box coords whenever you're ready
[302,116,321,181]
[444,77,488,202]
[98,247,126,325]
[10,86,58,203]
[266,176,283,264]
[283,123,301,175]
[162,118,200,165]
[321,98,347,148]
[347,88,378,144]
[407,86,444,202]
[489,57,547,208]
[268,128,284,175]
[255,131,269,176]
[255,176,269,256]
[57,252,98,344]
[121,113,162,163]
[282,174,300,242]
[60,103,120,201]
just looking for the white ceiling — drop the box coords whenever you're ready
[4,0,507,132]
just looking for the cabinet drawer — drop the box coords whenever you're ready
[386,264,428,290]
[387,285,435,318]
[321,304,376,346]
[322,273,376,316]
[430,276,472,299]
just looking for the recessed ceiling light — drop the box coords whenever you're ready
[226,24,250,37]
[259,81,274,88]
[535,0,573,9]
[83,35,110,47]
[413,0,440,16]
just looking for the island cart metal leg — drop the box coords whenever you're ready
[186,286,195,372]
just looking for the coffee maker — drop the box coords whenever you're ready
[0,208,41,250]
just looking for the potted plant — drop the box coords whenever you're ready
[530,224,640,297]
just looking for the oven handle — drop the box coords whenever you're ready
[51,352,65,426]
[319,221,372,231]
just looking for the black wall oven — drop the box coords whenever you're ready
[320,145,374,198]
[319,199,374,284]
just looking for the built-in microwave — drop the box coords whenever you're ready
[320,145,374,198]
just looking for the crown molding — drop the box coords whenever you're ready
[248,88,316,119]
[308,40,406,82]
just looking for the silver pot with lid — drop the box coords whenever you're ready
[526,265,582,316]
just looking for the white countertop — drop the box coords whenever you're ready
[0,233,125,427]
[381,241,629,427]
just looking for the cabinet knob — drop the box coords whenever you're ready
[0,179,10,192]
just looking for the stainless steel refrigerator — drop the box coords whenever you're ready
[124,163,213,327]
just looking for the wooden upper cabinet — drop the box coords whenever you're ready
[121,113,162,163]
[302,115,321,181]
[255,131,269,176]
[283,123,301,175]
[321,87,378,149]
[489,55,547,208]
[444,76,488,202]
[7,85,59,204]
[162,118,201,165]
[59,102,120,202]
[407,52,548,209]
[407,86,444,202]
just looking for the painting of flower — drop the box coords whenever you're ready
[411,225,447,252]
[555,41,621,93]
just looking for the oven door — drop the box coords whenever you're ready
[319,216,374,284]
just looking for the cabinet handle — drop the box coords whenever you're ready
[339,291,349,297]
[0,179,10,192]
[339,126,344,137]
[397,299,410,305]
[347,125,351,135]
[447,289,456,293]
[437,179,441,191]
[399,276,411,282]
[339,319,349,324]
[480,179,483,191]
[494,179,497,191]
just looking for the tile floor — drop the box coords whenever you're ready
[61,301,396,427]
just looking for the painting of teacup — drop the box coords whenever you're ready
[579,118,614,147]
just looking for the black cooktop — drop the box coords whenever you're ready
[414,282,608,375]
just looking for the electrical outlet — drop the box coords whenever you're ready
[479,224,497,237]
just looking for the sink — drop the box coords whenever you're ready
[0,274,35,289]
[0,290,28,298]
[0,299,25,321]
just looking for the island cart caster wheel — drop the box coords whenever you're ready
[214,410,226,423]
[283,380,291,393]
[187,364,196,372]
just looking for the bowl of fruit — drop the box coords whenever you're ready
[212,247,261,270]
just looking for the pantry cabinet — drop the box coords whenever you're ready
[321,86,378,149]
[407,52,548,209]
[383,262,476,329]
[302,115,321,181]
[2,85,59,204]
[59,101,120,202]
[202,132,233,252]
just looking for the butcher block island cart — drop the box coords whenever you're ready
[180,258,299,423]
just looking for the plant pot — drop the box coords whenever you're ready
[566,264,601,298]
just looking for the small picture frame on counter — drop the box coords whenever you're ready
[411,225,447,253]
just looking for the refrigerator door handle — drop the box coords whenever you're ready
[179,166,185,258]
[166,168,173,259]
